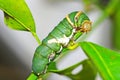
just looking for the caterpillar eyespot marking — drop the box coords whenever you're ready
[32,11,92,76]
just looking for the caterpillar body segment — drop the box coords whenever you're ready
[32,11,92,76]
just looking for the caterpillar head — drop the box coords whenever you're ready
[66,11,92,33]
[66,11,92,40]
[76,20,92,33]
[74,11,92,33]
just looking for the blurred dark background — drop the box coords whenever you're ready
[0,38,29,80]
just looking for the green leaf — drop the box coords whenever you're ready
[0,0,35,32]
[49,59,97,80]
[27,73,38,80]
[80,42,120,80]
[0,0,41,44]
[4,12,27,31]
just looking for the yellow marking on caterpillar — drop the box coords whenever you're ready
[66,15,74,28]
[67,41,79,50]
[75,11,83,20]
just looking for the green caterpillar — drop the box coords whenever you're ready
[32,11,91,76]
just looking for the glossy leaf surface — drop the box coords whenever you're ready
[0,0,35,32]
[80,42,120,80]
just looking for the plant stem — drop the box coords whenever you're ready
[32,32,41,45]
